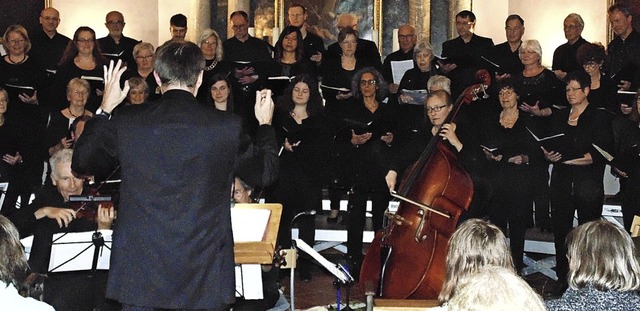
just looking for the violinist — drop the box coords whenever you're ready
[386,90,482,220]
[9,149,116,310]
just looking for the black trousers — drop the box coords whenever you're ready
[346,188,389,261]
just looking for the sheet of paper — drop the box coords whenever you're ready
[391,60,415,84]
[231,208,271,242]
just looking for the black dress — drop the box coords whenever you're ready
[0,119,26,216]
[195,59,232,105]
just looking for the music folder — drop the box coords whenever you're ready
[593,143,640,175]
[526,127,580,160]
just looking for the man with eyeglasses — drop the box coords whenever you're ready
[493,15,525,80]
[552,13,588,81]
[30,7,70,80]
[98,11,140,72]
[381,25,417,96]
[440,10,494,99]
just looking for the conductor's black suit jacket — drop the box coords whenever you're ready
[72,89,279,309]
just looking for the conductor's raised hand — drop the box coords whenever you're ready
[101,59,129,114]
[255,89,274,125]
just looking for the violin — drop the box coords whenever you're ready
[69,166,120,222]
[359,70,491,299]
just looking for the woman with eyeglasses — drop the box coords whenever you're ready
[51,26,106,112]
[338,67,396,277]
[120,42,161,103]
[196,29,231,104]
[45,78,93,156]
[479,79,542,273]
[576,43,617,115]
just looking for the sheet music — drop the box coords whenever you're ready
[49,229,112,272]
[320,84,350,92]
[231,208,271,242]
[102,51,124,57]
[5,84,35,91]
[268,76,294,81]
[295,239,352,282]
[80,75,104,82]
[0,182,7,212]
[391,60,414,84]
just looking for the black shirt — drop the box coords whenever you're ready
[97,34,141,71]
[492,41,524,75]
[552,37,588,74]
[327,38,382,70]
[607,29,640,87]
[29,29,71,73]
[382,48,415,84]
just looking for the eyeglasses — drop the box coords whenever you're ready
[9,39,25,45]
[76,38,94,43]
[456,21,475,26]
[583,61,599,68]
[41,16,60,22]
[106,21,124,26]
[505,27,522,32]
[135,55,153,60]
[71,90,88,95]
[232,24,247,30]
[565,86,584,93]
[498,89,515,97]
[564,25,579,31]
[202,40,216,46]
[398,34,415,40]
[360,80,376,86]
[426,104,448,113]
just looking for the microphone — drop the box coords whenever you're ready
[290,210,317,230]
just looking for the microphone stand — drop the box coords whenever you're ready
[287,210,317,311]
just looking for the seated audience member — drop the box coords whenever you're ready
[447,266,546,311]
[437,219,514,305]
[546,220,640,310]
[12,149,116,310]
[0,215,54,310]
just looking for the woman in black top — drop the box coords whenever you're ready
[0,88,26,217]
[576,43,617,115]
[542,71,613,293]
[196,29,231,104]
[267,26,315,99]
[480,79,542,272]
[270,74,330,281]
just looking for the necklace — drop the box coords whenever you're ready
[7,54,26,64]
[205,60,218,71]
[568,108,580,123]
[68,107,85,118]
[500,110,518,128]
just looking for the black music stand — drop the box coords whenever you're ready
[48,230,112,273]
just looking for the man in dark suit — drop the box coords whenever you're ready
[440,10,494,98]
[98,11,141,71]
[552,13,588,81]
[72,42,279,310]
[326,13,382,70]
[493,14,525,80]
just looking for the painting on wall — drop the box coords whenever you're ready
[281,0,377,50]
[251,0,276,42]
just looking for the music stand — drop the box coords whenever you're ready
[48,229,112,273]
[294,239,354,310]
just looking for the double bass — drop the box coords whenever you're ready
[359,70,491,299]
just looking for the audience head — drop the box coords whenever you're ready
[0,215,29,289]
[154,40,205,89]
[3,24,31,55]
[439,219,514,303]
[50,149,84,201]
[39,7,61,34]
[413,40,434,72]
[133,42,155,72]
[198,28,223,61]
[563,13,584,43]
[566,220,640,291]
[170,14,188,41]
[608,3,634,38]
[208,73,233,111]
[504,14,525,44]
[277,74,323,116]
[519,39,542,66]
[337,13,358,31]
[275,26,304,62]
[230,11,250,41]
[352,67,387,101]
[455,10,476,38]
[427,75,451,94]
[397,25,417,53]
[127,77,149,105]
[287,3,307,28]
[233,177,254,203]
[105,11,126,39]
[448,266,546,311]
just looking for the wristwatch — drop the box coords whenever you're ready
[96,108,111,119]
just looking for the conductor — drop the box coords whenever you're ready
[72,41,279,310]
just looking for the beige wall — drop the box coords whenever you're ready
[473,0,608,67]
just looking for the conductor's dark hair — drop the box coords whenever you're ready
[154,40,205,88]
[456,10,477,22]
[170,14,187,27]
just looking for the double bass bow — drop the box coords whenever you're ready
[359,70,491,299]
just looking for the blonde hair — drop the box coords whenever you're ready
[0,215,29,289]
[197,28,223,61]
[448,266,546,311]
[519,40,542,65]
[438,219,514,302]
[427,75,451,94]
[567,220,640,291]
